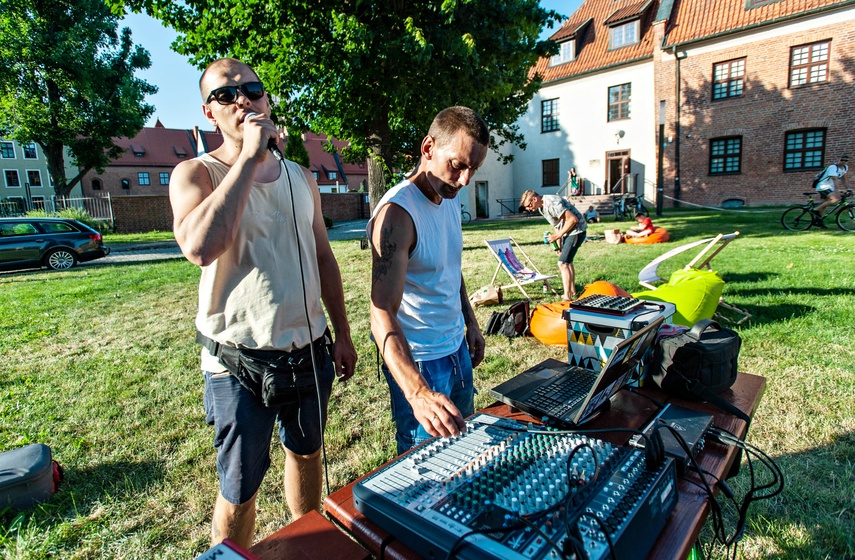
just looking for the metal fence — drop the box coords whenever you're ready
[0,194,114,229]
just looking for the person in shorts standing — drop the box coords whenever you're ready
[520,190,587,301]
[170,58,357,548]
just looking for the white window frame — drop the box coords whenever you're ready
[610,20,639,49]
[4,169,21,188]
[23,142,38,160]
[0,142,16,159]
[549,41,575,66]
[328,170,338,180]
[26,169,43,188]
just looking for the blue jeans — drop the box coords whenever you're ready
[382,340,475,455]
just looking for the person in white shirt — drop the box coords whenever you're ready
[814,154,849,218]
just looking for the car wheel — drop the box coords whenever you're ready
[45,248,78,270]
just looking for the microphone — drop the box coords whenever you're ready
[245,112,284,162]
[268,138,284,162]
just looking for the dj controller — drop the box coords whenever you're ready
[569,295,645,315]
[353,414,677,560]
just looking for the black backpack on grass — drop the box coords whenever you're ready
[484,301,530,338]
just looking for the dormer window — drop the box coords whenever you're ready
[604,0,650,50]
[173,146,188,158]
[610,20,639,49]
[130,144,145,157]
[549,41,575,67]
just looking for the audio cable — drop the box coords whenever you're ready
[272,148,333,498]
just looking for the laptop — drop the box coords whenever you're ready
[490,317,663,427]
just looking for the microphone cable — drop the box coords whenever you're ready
[270,142,332,498]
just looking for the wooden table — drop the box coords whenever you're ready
[249,510,371,560]
[323,371,766,560]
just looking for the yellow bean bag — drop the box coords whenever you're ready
[625,227,670,244]
[632,268,723,327]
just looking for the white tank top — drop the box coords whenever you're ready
[368,180,463,361]
[194,154,326,371]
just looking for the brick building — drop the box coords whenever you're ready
[80,123,370,197]
[79,120,223,197]
[477,0,855,210]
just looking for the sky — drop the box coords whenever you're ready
[123,0,582,132]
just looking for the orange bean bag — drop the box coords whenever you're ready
[530,301,572,346]
[579,280,631,299]
[625,227,670,244]
[530,281,631,346]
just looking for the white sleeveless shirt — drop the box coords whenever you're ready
[368,180,464,361]
[195,154,327,371]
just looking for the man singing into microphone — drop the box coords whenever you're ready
[170,58,357,548]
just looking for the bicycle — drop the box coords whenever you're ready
[461,204,472,225]
[612,194,649,221]
[780,189,855,231]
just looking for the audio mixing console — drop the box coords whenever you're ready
[569,295,645,315]
[353,413,677,559]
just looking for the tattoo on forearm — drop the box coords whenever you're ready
[372,226,397,284]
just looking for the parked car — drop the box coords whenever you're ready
[0,218,110,271]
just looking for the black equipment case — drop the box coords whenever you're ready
[0,444,60,509]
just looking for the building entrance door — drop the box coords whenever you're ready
[605,150,630,194]
[475,181,489,218]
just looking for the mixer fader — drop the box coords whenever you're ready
[353,413,677,559]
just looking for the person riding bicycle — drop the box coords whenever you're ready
[814,154,849,221]
[624,212,654,239]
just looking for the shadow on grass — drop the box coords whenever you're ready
[0,458,166,545]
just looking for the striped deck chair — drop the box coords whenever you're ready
[485,238,557,299]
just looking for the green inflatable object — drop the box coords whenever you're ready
[633,268,724,327]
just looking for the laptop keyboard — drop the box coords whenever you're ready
[526,369,595,418]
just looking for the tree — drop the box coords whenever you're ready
[283,127,310,169]
[0,0,156,198]
[116,0,559,209]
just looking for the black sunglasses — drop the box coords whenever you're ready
[206,81,265,105]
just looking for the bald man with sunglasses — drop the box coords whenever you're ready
[170,58,357,549]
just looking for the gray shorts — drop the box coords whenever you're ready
[203,350,334,504]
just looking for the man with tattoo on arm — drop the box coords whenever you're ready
[368,106,489,454]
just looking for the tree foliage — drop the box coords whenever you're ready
[114,0,559,207]
[0,0,156,198]
[283,127,310,170]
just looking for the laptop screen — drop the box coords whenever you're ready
[573,317,664,424]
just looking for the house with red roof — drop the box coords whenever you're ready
[303,132,368,193]
[477,0,854,213]
[79,120,223,197]
[80,123,369,197]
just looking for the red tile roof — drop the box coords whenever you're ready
[108,127,203,167]
[536,0,846,83]
[663,0,847,47]
[533,0,659,84]
[303,132,368,188]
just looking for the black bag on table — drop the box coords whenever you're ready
[653,319,741,401]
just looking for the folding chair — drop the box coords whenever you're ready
[485,238,557,299]
[637,232,751,325]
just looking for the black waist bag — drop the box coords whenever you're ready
[197,331,329,407]
[653,319,741,400]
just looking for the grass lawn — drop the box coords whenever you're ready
[1,208,853,559]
